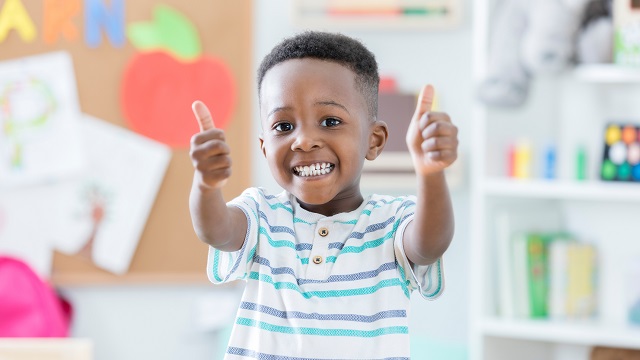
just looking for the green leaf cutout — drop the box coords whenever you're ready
[127,4,201,60]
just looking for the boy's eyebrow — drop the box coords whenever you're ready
[267,101,350,119]
[267,106,292,119]
[315,100,350,115]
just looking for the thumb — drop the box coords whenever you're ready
[192,100,215,132]
[413,84,435,120]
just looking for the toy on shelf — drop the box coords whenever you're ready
[576,144,589,181]
[513,139,533,178]
[477,0,615,107]
[613,0,640,66]
[600,123,640,181]
[507,139,557,179]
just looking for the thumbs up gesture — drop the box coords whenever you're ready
[405,85,458,176]
[189,100,231,189]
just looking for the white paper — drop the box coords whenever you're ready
[0,51,84,188]
[0,186,57,278]
[52,115,171,274]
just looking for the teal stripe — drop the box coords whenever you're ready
[212,250,223,282]
[259,227,296,250]
[340,218,400,255]
[293,217,315,225]
[245,192,316,222]
[423,259,443,298]
[248,272,408,299]
[334,219,357,225]
[396,263,412,297]
[236,317,408,337]
[247,244,257,264]
[260,198,293,214]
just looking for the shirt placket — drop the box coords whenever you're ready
[305,220,332,281]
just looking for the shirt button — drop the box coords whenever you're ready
[312,255,323,264]
[318,227,329,237]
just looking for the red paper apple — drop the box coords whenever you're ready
[120,5,236,148]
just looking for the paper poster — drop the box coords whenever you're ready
[0,51,84,188]
[52,115,171,274]
[0,186,57,278]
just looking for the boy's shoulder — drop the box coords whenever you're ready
[367,193,417,212]
[234,187,291,208]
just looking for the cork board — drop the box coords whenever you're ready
[0,0,252,284]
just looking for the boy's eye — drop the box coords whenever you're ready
[320,118,341,127]
[274,122,293,132]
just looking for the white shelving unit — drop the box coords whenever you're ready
[470,1,640,360]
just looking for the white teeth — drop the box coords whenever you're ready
[294,163,333,177]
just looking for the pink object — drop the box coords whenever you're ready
[507,143,516,177]
[378,76,398,93]
[0,256,72,337]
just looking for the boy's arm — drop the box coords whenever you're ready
[189,101,247,252]
[403,85,458,266]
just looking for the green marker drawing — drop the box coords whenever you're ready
[0,78,57,169]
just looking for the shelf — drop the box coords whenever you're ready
[0,338,92,359]
[290,0,461,30]
[483,178,640,202]
[572,64,640,83]
[482,318,640,350]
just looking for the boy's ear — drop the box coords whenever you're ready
[365,121,388,160]
[259,134,266,158]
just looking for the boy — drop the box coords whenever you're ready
[189,31,458,359]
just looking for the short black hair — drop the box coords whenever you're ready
[257,31,379,118]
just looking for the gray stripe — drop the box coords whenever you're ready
[254,256,397,285]
[240,302,406,322]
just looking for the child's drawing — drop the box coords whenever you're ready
[52,115,171,275]
[0,51,83,187]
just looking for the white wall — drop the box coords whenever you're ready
[61,1,474,359]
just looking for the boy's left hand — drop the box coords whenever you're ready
[406,85,458,176]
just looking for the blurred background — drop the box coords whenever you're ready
[1,0,639,359]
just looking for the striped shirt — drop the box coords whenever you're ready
[208,187,444,360]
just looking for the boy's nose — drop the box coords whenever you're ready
[291,131,322,152]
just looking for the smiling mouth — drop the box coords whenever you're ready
[292,162,335,177]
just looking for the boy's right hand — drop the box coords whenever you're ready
[189,100,231,190]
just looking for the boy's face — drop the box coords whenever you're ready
[259,58,386,213]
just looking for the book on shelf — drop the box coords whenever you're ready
[495,214,597,320]
[565,242,597,318]
[494,206,562,318]
[525,232,553,318]
[548,239,598,319]
[548,241,598,319]
[549,239,569,319]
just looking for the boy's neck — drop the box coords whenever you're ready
[295,191,365,217]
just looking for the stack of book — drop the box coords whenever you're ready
[495,212,598,320]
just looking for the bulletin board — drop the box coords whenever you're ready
[0,0,253,284]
